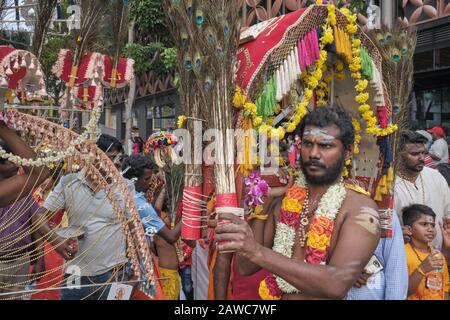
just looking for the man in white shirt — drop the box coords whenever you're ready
[427,126,449,165]
[394,130,450,252]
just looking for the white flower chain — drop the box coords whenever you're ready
[0,106,102,167]
[272,173,347,294]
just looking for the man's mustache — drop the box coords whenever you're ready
[304,160,326,169]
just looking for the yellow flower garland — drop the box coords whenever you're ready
[285,5,337,133]
[342,8,398,137]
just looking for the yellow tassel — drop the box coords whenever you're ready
[379,175,388,194]
[374,184,383,202]
[110,68,117,88]
[387,166,394,183]
[83,87,89,103]
[5,89,14,103]
[69,65,78,88]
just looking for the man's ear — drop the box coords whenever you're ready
[404,225,413,236]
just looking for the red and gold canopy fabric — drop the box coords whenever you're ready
[236,8,308,95]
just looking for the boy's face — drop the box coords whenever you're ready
[135,168,153,193]
[406,214,436,244]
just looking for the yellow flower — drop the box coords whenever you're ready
[244,102,257,115]
[277,127,285,140]
[324,74,332,83]
[233,87,246,108]
[351,72,361,79]
[340,7,351,16]
[355,79,368,92]
[347,23,358,34]
[282,198,302,213]
[319,50,328,61]
[253,116,263,127]
[347,14,358,23]
[335,59,344,72]
[351,39,362,48]
[177,115,187,128]
[355,92,369,104]
[304,88,313,100]
[306,232,330,251]
[286,122,297,133]
[358,104,370,113]
[316,89,325,97]
[320,27,334,45]
[312,68,323,81]
[259,280,281,300]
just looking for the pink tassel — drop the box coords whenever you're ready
[13,60,19,71]
[0,77,8,88]
[5,67,13,76]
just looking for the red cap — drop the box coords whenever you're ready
[427,126,445,137]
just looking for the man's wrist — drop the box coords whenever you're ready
[248,242,265,265]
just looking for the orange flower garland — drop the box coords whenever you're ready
[259,175,346,299]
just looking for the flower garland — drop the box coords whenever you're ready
[0,105,102,167]
[341,8,398,137]
[259,172,347,300]
[284,5,337,133]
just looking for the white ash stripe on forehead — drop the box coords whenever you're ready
[303,128,337,141]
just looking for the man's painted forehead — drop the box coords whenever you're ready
[303,128,338,142]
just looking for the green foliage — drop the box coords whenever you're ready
[122,42,176,75]
[40,36,73,103]
[129,0,170,44]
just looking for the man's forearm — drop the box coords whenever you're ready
[213,251,232,300]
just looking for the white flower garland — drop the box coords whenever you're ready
[272,173,347,294]
[0,105,102,167]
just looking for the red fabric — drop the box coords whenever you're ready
[231,257,270,300]
[182,185,203,240]
[102,55,132,88]
[236,9,307,93]
[31,210,64,300]
[58,50,95,85]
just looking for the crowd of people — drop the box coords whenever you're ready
[1,106,450,300]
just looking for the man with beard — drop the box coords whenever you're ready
[215,106,380,299]
[394,130,450,251]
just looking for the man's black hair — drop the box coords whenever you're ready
[121,154,156,180]
[402,204,436,227]
[96,134,124,153]
[0,139,11,164]
[398,130,427,152]
[295,105,355,151]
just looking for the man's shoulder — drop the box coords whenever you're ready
[422,166,445,179]
[344,188,377,211]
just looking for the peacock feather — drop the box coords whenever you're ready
[368,23,417,173]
